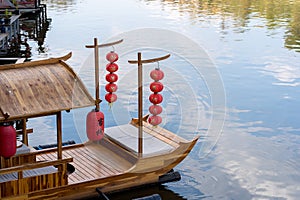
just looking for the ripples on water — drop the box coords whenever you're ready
[25,0,300,199]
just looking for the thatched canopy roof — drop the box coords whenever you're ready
[0,53,95,122]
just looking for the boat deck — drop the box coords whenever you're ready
[35,122,188,185]
[36,141,135,184]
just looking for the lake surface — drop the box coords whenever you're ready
[26,0,300,199]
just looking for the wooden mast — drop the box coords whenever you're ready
[94,38,100,111]
[86,38,123,110]
[56,111,64,185]
[137,53,143,154]
[128,53,170,156]
[57,111,62,160]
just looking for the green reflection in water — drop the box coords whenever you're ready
[43,0,300,52]
[143,0,300,52]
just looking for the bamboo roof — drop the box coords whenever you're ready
[0,53,95,121]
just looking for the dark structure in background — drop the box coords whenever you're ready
[0,0,50,62]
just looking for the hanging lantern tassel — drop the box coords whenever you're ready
[105,51,119,107]
[148,67,164,126]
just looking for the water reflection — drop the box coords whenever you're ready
[171,106,300,199]
[26,0,300,199]
[213,108,300,199]
[143,0,300,52]
[20,13,51,55]
[44,0,78,12]
[261,61,300,86]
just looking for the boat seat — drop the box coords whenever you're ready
[0,166,57,183]
[105,124,175,155]
[23,166,57,178]
[0,172,17,183]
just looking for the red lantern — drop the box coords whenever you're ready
[105,83,118,93]
[86,110,104,141]
[150,69,164,81]
[149,104,163,115]
[150,81,164,93]
[0,122,17,158]
[149,93,163,104]
[106,63,119,73]
[149,68,165,126]
[106,51,119,63]
[148,115,162,126]
[105,73,118,83]
[105,93,117,103]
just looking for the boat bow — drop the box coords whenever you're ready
[127,136,199,174]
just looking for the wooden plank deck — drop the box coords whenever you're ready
[34,122,187,185]
[36,142,134,184]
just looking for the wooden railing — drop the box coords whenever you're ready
[0,158,73,198]
[0,143,83,168]
[0,153,36,168]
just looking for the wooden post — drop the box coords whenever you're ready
[128,53,171,157]
[56,111,63,186]
[56,112,62,160]
[0,157,4,168]
[137,52,143,155]
[94,38,100,111]
[22,118,28,146]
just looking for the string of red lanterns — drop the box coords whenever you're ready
[105,51,119,105]
[86,50,119,141]
[86,38,123,142]
[148,67,164,126]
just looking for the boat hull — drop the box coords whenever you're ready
[30,137,198,200]
[1,136,197,200]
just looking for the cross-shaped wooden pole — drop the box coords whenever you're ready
[128,53,170,156]
[86,38,123,111]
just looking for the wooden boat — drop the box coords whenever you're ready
[0,39,199,199]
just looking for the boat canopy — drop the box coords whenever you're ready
[0,53,95,122]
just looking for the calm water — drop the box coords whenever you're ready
[26,0,300,199]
